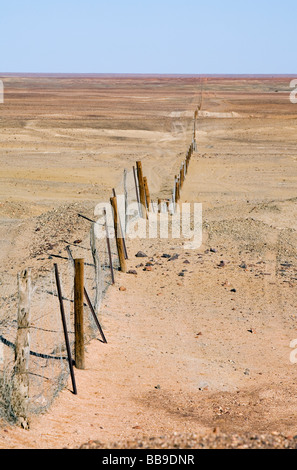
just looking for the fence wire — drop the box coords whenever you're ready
[0,167,140,424]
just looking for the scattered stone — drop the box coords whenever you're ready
[161,254,171,258]
[145,262,154,266]
[178,272,185,277]
[240,262,247,269]
[198,381,209,391]
[218,260,226,267]
[244,369,250,376]
[119,286,126,291]
[127,269,137,275]
[154,384,161,389]
[210,248,217,253]
[183,260,190,264]
[135,251,147,257]
[135,263,144,268]
[143,266,153,271]
[230,288,237,293]
[169,254,179,261]
[73,239,82,244]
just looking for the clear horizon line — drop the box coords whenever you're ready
[0,72,296,77]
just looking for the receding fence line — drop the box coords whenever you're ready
[1,104,201,426]
[169,107,198,210]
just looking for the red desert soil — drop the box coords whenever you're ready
[0,75,297,449]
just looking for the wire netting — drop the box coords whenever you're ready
[0,167,140,424]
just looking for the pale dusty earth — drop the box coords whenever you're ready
[0,75,297,449]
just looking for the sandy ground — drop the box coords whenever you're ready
[1,75,297,449]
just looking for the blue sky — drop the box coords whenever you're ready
[0,0,296,74]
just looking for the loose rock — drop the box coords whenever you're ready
[135,251,147,257]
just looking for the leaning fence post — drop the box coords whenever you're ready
[74,259,85,370]
[54,263,77,395]
[11,269,32,429]
[110,196,127,273]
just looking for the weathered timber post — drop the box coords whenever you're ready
[90,223,100,314]
[110,196,127,273]
[143,176,151,210]
[103,208,115,284]
[133,165,141,217]
[157,198,162,213]
[11,269,32,429]
[136,161,147,219]
[180,166,184,189]
[123,168,129,234]
[175,177,180,203]
[74,259,85,369]
[112,188,128,259]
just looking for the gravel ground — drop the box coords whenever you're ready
[79,431,297,449]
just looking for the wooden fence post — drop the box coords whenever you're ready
[110,196,127,273]
[133,165,141,217]
[123,168,129,234]
[136,161,147,219]
[175,177,180,203]
[158,198,162,213]
[74,259,85,370]
[90,223,100,314]
[180,166,184,189]
[11,268,32,429]
[112,188,128,260]
[143,176,151,210]
[103,208,115,284]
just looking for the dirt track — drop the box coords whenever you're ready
[1,75,297,449]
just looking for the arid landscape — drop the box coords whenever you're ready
[1,74,297,449]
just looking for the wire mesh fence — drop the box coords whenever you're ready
[0,111,198,425]
[0,166,141,425]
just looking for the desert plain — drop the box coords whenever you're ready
[1,74,297,449]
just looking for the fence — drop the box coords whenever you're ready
[0,106,200,428]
